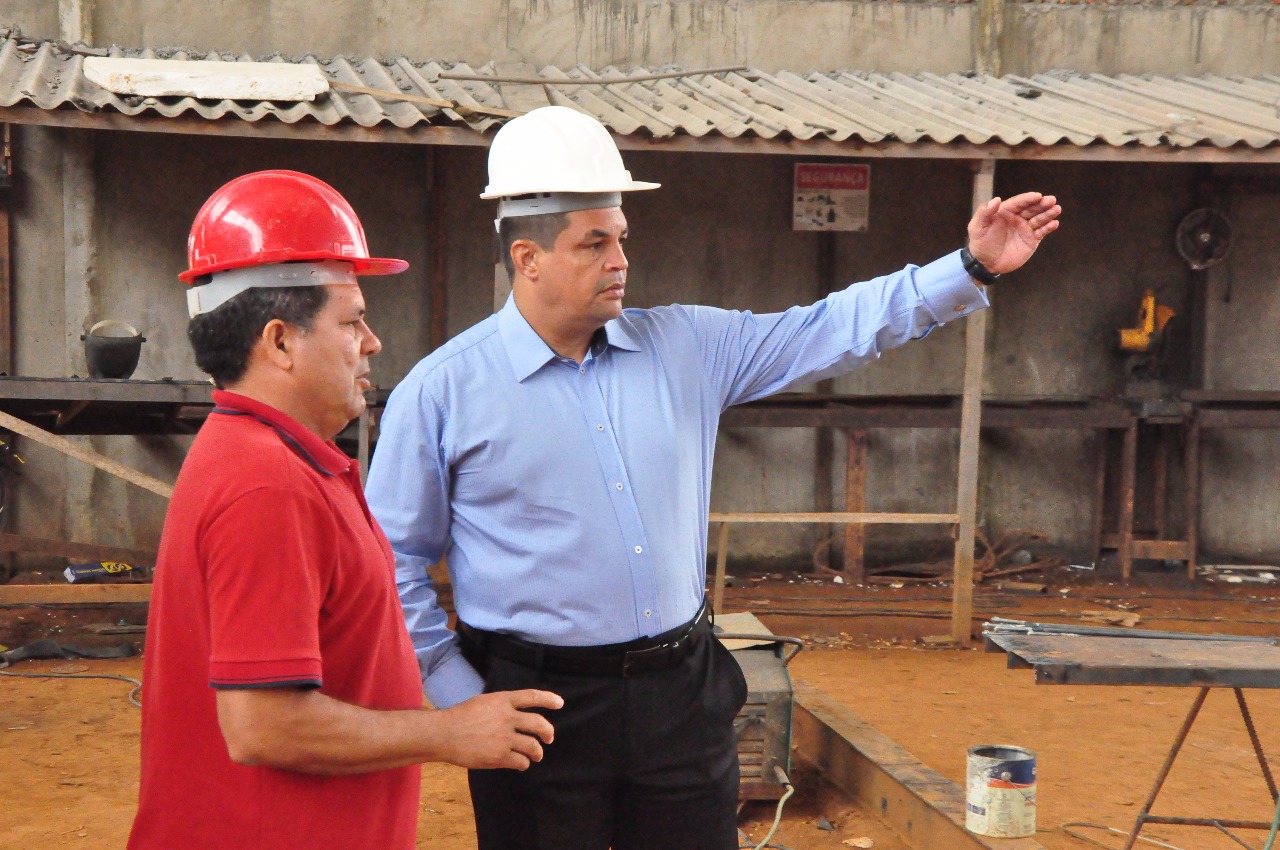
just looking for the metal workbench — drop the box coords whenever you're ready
[987,632,1280,849]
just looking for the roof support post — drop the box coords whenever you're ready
[950,160,995,645]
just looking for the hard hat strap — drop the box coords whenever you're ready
[187,260,356,318]
[497,191,623,220]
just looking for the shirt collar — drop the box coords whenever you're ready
[210,390,353,477]
[498,294,642,382]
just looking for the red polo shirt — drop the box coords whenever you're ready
[129,391,424,850]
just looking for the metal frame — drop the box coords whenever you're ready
[1121,687,1277,850]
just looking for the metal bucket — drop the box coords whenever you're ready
[81,320,145,379]
[965,745,1037,838]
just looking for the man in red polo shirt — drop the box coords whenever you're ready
[128,171,562,850]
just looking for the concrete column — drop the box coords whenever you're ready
[973,0,1004,76]
[60,2,100,548]
[58,0,94,45]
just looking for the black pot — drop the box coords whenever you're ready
[81,320,146,379]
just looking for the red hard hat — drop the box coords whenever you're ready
[179,170,408,284]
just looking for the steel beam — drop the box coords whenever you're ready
[793,683,1049,850]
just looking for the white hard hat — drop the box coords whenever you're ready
[481,106,659,215]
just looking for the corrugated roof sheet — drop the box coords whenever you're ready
[3,34,1279,150]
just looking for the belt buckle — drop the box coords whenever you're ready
[622,639,679,677]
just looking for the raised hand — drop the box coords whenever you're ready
[436,689,564,771]
[966,192,1062,276]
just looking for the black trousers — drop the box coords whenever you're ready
[464,626,748,850]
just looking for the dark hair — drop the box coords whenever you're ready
[497,212,569,280]
[187,285,330,387]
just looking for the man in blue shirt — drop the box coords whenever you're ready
[366,106,1061,850]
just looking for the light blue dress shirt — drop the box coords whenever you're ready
[365,250,987,708]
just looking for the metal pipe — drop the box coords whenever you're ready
[436,66,748,85]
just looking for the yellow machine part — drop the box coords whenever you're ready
[1119,289,1175,353]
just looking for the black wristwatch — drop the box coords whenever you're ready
[960,247,1000,285]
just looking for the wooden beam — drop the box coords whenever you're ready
[3,106,1280,164]
[793,684,1050,850]
[843,430,868,583]
[951,160,994,646]
[0,582,151,604]
[0,532,155,565]
[0,409,173,498]
[709,511,957,524]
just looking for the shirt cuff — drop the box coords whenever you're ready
[916,250,990,322]
[423,651,486,709]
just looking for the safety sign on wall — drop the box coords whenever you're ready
[792,163,870,232]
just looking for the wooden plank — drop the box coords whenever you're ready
[0,582,152,604]
[0,376,213,403]
[709,512,958,524]
[0,532,155,565]
[1129,539,1192,561]
[428,146,449,352]
[793,684,1050,850]
[1197,408,1280,429]
[844,430,868,583]
[0,409,174,498]
[951,160,993,646]
[987,634,1280,688]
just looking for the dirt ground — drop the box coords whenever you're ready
[4,570,1280,850]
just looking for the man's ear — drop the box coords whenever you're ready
[510,239,541,281]
[261,318,294,370]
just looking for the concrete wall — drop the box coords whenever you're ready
[11,126,1280,569]
[3,0,1278,75]
[4,0,1280,569]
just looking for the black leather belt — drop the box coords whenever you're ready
[458,603,709,678]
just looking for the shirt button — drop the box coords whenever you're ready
[579,366,585,374]
[615,482,624,491]
[634,545,643,554]
[597,424,604,431]
[644,609,652,618]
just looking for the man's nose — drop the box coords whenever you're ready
[606,243,629,272]
[361,321,383,356]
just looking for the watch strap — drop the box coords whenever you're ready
[960,247,1000,285]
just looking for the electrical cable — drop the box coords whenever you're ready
[0,668,142,707]
[1060,821,1190,850]
[1261,784,1280,850]
[739,767,795,850]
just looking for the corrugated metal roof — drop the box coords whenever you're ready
[3,34,1280,150]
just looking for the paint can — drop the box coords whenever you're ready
[965,745,1037,838]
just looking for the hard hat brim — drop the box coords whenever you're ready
[479,181,661,201]
[179,254,408,285]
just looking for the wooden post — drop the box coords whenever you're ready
[357,408,371,484]
[950,160,994,645]
[428,146,448,351]
[1119,422,1138,581]
[712,521,730,615]
[0,177,11,376]
[1185,417,1201,580]
[843,429,868,583]
[815,231,836,567]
